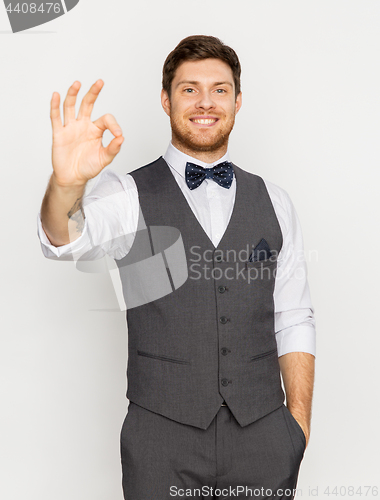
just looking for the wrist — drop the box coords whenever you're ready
[287,405,310,443]
[292,413,310,446]
[50,172,87,191]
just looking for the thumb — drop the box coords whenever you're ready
[101,135,124,166]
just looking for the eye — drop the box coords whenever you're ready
[184,88,195,93]
[215,89,227,94]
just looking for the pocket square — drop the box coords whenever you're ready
[248,238,272,262]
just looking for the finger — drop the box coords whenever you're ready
[50,91,63,133]
[63,81,81,126]
[101,135,125,167]
[77,79,104,120]
[93,113,123,137]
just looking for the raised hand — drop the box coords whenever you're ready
[50,80,124,187]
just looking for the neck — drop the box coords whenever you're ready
[171,137,228,164]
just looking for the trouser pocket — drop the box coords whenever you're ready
[282,404,307,461]
[120,402,136,452]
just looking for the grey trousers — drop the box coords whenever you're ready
[120,402,306,500]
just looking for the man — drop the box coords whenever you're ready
[39,35,315,499]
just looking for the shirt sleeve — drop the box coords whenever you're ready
[263,179,316,358]
[37,169,140,261]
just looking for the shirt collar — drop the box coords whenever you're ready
[163,141,231,179]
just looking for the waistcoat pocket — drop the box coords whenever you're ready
[245,258,277,269]
[249,347,278,361]
[137,349,191,365]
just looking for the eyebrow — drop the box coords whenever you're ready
[175,80,233,88]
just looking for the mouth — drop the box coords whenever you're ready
[189,117,219,127]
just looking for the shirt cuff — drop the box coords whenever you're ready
[37,212,91,260]
[276,323,316,357]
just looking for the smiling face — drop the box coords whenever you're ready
[161,58,242,162]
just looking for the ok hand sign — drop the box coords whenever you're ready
[50,80,124,187]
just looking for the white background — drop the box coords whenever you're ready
[1,1,379,499]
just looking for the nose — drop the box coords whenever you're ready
[195,90,216,111]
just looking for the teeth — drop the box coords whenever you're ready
[192,119,217,124]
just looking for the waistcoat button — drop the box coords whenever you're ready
[221,348,229,356]
[215,255,223,262]
[218,286,226,293]
[219,316,228,324]
[221,378,230,387]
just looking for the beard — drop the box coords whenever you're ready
[170,112,236,154]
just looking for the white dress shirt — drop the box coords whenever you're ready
[37,142,316,357]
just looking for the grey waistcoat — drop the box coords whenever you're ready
[116,157,285,430]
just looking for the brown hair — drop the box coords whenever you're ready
[162,35,241,99]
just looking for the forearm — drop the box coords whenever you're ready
[278,351,315,446]
[40,173,86,247]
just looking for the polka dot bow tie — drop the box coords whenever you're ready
[185,161,234,190]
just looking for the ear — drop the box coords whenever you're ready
[235,92,242,115]
[161,89,171,116]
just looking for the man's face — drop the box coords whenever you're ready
[161,58,242,155]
